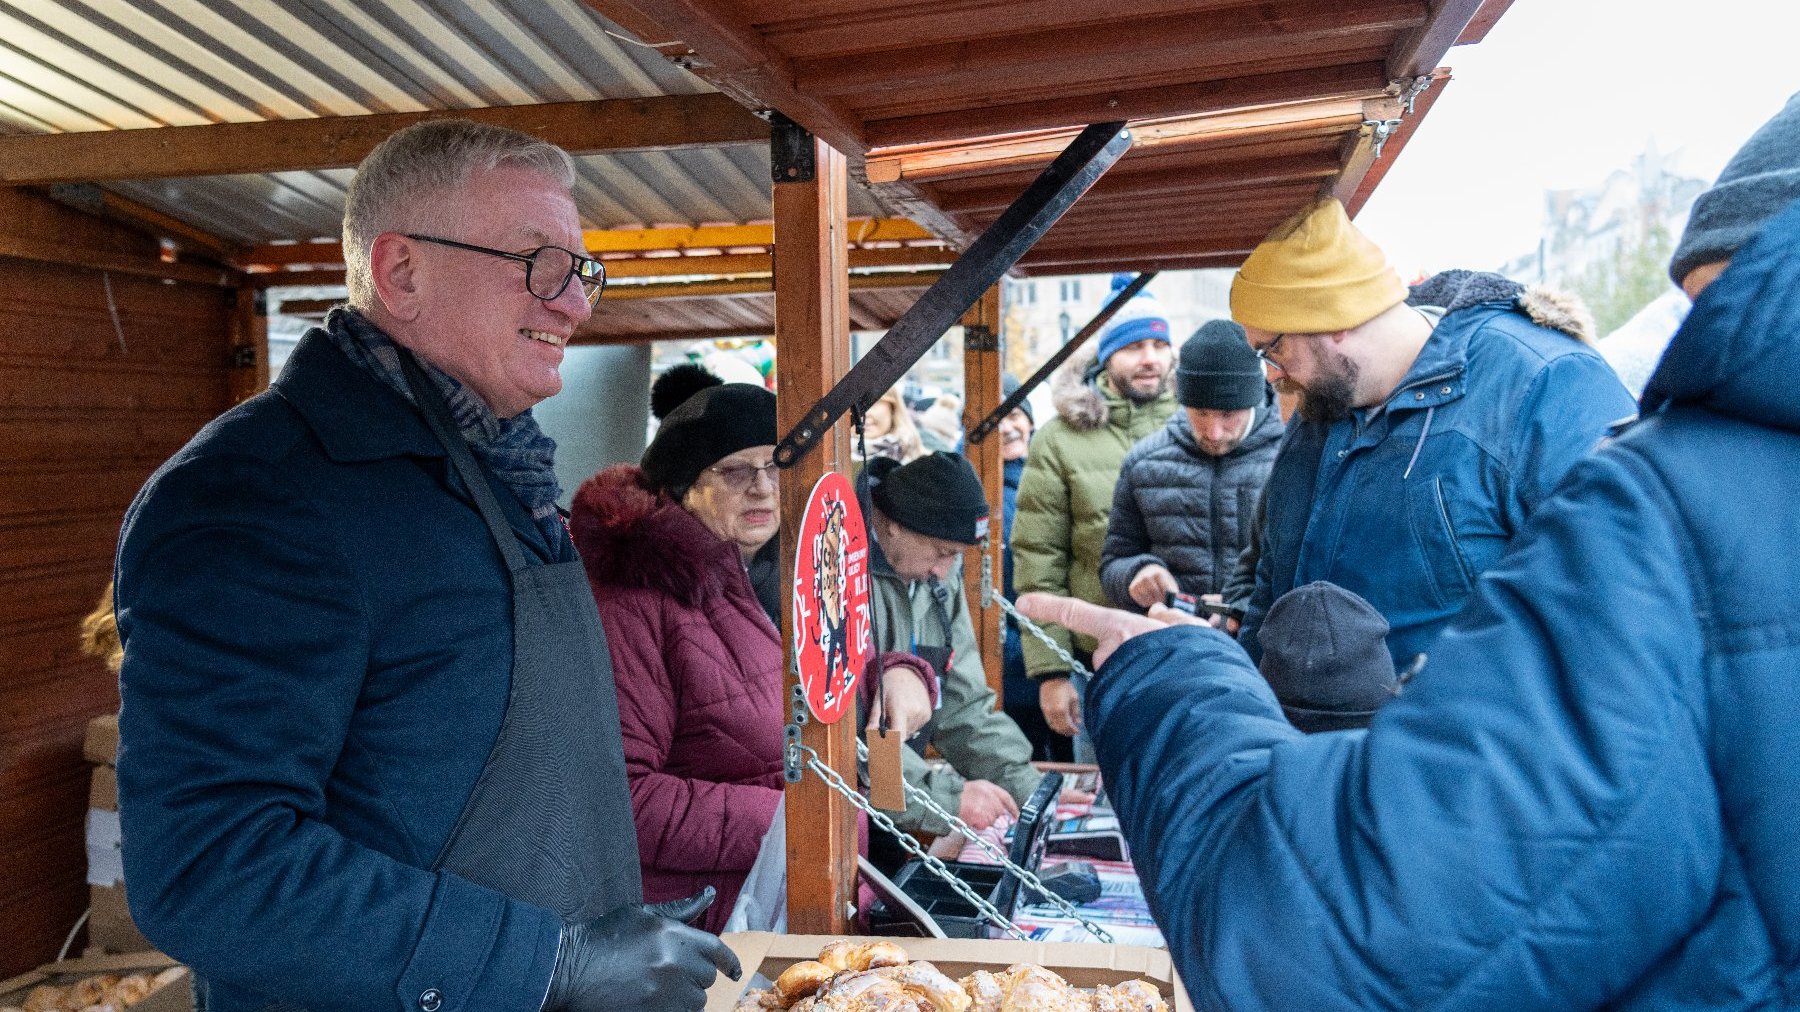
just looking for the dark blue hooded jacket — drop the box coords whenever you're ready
[1089,199,1800,1009]
[1239,273,1635,666]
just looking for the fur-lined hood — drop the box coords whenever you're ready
[569,464,738,608]
[1049,345,1115,431]
[1408,269,1596,345]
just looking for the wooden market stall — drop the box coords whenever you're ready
[0,0,1516,981]
[583,0,1515,935]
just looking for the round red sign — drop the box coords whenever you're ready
[791,471,872,724]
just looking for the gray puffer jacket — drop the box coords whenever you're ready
[1100,391,1285,609]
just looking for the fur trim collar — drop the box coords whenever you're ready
[569,464,737,608]
[1050,345,1110,431]
[1408,269,1596,345]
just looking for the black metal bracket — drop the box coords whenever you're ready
[967,271,1157,443]
[770,112,817,183]
[963,324,999,353]
[230,345,258,368]
[774,121,1132,467]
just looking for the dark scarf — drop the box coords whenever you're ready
[324,307,564,543]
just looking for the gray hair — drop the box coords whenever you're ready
[342,118,577,309]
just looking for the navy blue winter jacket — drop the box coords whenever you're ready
[114,333,565,1011]
[1240,276,1635,665]
[1089,200,1800,1009]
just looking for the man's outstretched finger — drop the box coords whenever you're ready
[1017,592,1117,639]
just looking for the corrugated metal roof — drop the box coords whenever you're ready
[0,0,880,245]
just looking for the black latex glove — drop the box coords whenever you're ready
[544,887,742,1012]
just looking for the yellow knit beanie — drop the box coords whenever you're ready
[1230,198,1407,334]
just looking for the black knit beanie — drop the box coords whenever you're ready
[869,452,990,545]
[1257,581,1396,733]
[1670,91,1800,285]
[640,383,777,497]
[1176,319,1264,410]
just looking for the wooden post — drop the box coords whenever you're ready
[961,285,1006,704]
[229,287,269,403]
[776,124,858,934]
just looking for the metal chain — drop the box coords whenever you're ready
[978,536,1095,680]
[793,742,1029,940]
[856,739,1114,942]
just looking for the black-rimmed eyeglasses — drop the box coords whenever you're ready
[405,234,607,307]
[1253,332,1291,365]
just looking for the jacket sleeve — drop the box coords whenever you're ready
[1011,436,1077,677]
[115,456,559,1012]
[1507,351,1637,524]
[1088,448,1716,1009]
[892,746,965,837]
[1099,452,1162,610]
[925,582,1044,808]
[604,594,782,876]
[1219,486,1265,614]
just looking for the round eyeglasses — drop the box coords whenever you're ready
[405,234,607,307]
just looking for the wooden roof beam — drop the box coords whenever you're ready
[598,270,940,301]
[793,2,1428,99]
[580,0,869,153]
[936,151,1345,215]
[1455,0,1518,45]
[0,94,770,186]
[863,62,1392,148]
[240,218,937,269]
[867,99,1370,184]
[1388,0,1488,79]
[572,326,776,347]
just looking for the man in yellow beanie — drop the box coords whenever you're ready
[1228,197,1634,673]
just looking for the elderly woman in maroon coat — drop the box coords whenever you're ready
[571,370,934,933]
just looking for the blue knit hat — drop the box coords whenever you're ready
[1096,314,1170,366]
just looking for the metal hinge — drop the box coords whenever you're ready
[963,324,998,352]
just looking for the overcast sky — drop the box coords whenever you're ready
[1356,0,1799,279]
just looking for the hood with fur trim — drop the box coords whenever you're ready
[1050,345,1113,431]
[1408,269,1596,345]
[569,464,738,608]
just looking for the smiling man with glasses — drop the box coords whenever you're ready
[113,119,738,1012]
[1220,198,1636,688]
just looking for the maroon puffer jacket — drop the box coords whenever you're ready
[570,465,784,934]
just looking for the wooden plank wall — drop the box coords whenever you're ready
[0,186,233,976]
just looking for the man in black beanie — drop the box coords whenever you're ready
[860,453,1058,844]
[1100,319,1284,615]
[1257,581,1398,732]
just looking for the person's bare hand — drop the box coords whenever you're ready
[1127,564,1180,609]
[1018,593,1168,669]
[1038,677,1082,737]
[1058,786,1097,806]
[958,780,1019,830]
[1196,594,1242,633]
[868,666,933,739]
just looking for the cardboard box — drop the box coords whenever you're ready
[704,933,1191,1011]
[84,713,119,767]
[90,764,118,812]
[89,882,155,955]
[0,951,189,1012]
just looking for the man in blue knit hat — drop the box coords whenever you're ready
[1013,302,1176,749]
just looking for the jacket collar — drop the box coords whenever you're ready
[275,328,559,561]
[274,329,445,464]
[1375,308,1470,416]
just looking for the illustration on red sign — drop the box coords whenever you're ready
[792,472,873,724]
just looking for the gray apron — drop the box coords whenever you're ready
[210,358,642,1012]
[399,352,642,922]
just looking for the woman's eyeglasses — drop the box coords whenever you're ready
[707,461,779,493]
[405,234,606,308]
